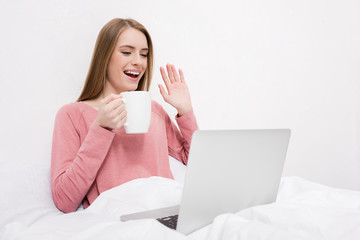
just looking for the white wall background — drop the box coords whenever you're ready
[0,0,359,190]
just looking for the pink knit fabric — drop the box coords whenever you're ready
[51,101,198,213]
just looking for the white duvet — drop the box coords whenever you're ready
[1,163,360,240]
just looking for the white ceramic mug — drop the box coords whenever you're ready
[120,91,151,134]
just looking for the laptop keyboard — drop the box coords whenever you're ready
[156,214,179,229]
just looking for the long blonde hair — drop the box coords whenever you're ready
[77,18,153,102]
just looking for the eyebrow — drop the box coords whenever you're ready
[119,45,148,51]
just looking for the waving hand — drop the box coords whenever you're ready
[158,64,193,116]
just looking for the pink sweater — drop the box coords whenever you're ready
[51,101,198,213]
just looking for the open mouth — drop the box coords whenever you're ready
[124,70,140,79]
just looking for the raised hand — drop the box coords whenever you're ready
[158,64,193,116]
[94,94,127,130]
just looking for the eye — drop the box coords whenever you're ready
[121,52,131,55]
[140,53,148,58]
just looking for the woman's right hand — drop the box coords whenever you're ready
[94,94,127,130]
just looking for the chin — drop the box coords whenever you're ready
[126,84,139,92]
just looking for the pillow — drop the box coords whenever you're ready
[0,162,61,228]
[0,157,186,228]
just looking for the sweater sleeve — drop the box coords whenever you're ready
[166,109,199,165]
[50,106,115,213]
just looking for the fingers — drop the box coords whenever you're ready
[107,103,126,129]
[166,64,175,83]
[95,94,127,130]
[101,93,122,105]
[108,98,126,126]
[116,116,127,129]
[107,97,124,112]
[111,102,126,119]
[179,69,185,83]
[170,64,180,82]
[166,64,181,83]
[158,84,169,102]
[113,106,127,128]
[160,66,171,90]
[161,63,183,84]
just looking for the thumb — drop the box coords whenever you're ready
[158,84,169,102]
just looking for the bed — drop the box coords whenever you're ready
[1,158,360,240]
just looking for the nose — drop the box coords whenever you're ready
[131,52,142,65]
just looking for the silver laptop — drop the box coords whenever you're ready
[120,129,291,235]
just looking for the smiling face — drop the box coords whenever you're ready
[104,27,149,94]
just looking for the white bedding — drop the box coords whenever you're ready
[1,161,360,240]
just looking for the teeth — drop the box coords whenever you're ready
[125,71,140,76]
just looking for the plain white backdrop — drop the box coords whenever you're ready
[0,0,359,190]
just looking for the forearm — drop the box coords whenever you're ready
[169,109,199,165]
[51,123,115,213]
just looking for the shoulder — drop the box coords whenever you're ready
[55,102,91,123]
[57,102,83,115]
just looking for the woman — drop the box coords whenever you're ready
[51,18,198,213]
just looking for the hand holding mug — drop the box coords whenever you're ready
[94,94,127,130]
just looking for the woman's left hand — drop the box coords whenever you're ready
[158,64,193,116]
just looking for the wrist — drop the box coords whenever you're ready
[94,120,113,132]
[177,106,193,117]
